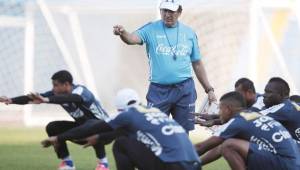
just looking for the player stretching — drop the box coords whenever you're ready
[42,88,201,170]
[195,91,300,170]
[0,70,110,170]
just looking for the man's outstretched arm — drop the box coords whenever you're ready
[29,93,83,104]
[0,95,33,105]
[113,25,142,45]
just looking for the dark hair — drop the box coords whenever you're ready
[235,78,256,93]
[290,95,300,103]
[268,77,290,97]
[220,91,247,108]
[51,70,73,84]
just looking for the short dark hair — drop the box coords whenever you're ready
[290,95,300,103]
[235,78,256,93]
[51,70,73,84]
[268,77,290,97]
[220,91,247,108]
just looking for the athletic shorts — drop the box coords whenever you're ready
[146,78,197,132]
[247,143,300,170]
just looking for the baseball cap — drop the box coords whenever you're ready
[114,88,140,111]
[159,0,181,12]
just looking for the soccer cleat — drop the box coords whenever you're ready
[95,162,109,170]
[57,160,75,170]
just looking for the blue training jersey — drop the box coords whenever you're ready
[214,111,300,160]
[41,84,109,123]
[135,20,201,84]
[260,100,300,144]
[108,105,200,163]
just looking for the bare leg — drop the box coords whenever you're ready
[201,145,222,166]
[221,138,249,170]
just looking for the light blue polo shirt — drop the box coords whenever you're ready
[135,20,201,85]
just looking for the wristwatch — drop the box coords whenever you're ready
[205,87,214,93]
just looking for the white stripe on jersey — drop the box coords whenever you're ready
[252,96,265,110]
[213,118,235,137]
[259,103,285,116]
[72,86,84,95]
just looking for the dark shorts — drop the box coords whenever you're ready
[113,136,201,170]
[146,78,197,131]
[247,143,300,170]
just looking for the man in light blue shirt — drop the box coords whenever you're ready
[113,0,216,132]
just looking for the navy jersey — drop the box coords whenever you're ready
[260,100,300,143]
[108,105,200,163]
[41,84,109,123]
[214,111,300,159]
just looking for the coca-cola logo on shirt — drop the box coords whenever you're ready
[155,44,191,57]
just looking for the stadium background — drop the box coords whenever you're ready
[0,0,299,169]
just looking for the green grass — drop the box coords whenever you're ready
[0,127,229,170]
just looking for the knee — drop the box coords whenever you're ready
[112,137,128,155]
[221,139,239,156]
[45,121,58,136]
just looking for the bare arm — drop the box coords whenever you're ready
[113,25,142,45]
[195,136,223,156]
[192,60,217,103]
[201,145,222,166]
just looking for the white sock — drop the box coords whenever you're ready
[63,156,72,161]
[99,157,108,164]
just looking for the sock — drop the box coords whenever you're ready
[62,156,74,167]
[98,157,108,168]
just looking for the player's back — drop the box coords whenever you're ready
[108,105,200,163]
[217,111,300,158]
[260,99,300,143]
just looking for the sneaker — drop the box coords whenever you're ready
[58,160,75,170]
[95,162,109,170]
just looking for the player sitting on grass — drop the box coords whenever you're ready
[41,88,201,170]
[0,70,110,170]
[195,91,300,170]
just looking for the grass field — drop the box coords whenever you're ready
[0,127,229,170]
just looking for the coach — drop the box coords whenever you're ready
[113,0,216,132]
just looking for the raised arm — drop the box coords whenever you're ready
[113,25,142,45]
